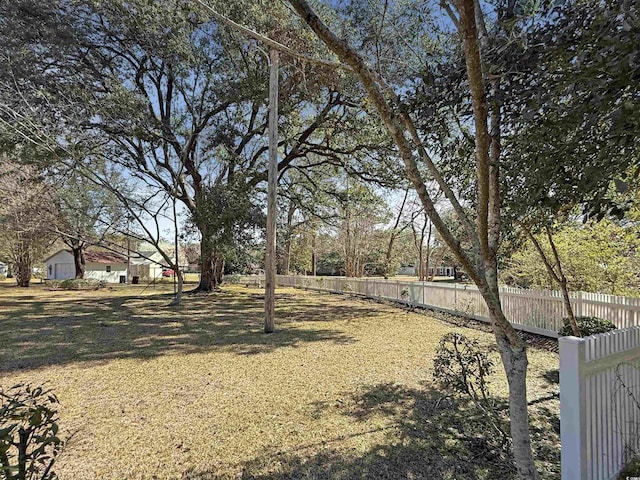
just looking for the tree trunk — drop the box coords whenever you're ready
[197,236,216,292]
[424,221,433,281]
[546,226,579,334]
[483,288,539,480]
[559,279,578,331]
[72,246,85,279]
[14,243,31,287]
[214,253,224,286]
[286,2,541,476]
[282,201,295,275]
[282,239,291,275]
[524,225,580,336]
[383,235,396,279]
[169,268,183,306]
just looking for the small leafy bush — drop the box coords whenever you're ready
[0,275,6,281]
[558,316,617,337]
[224,274,242,284]
[433,333,508,443]
[618,457,640,479]
[55,279,104,291]
[0,383,64,480]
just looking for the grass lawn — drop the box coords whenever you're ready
[0,283,560,479]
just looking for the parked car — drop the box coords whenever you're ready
[162,269,175,277]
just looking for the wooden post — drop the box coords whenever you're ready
[264,49,278,334]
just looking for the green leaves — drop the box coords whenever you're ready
[0,383,64,480]
[499,0,640,225]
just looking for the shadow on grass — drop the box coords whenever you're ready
[0,285,363,372]
[184,383,560,480]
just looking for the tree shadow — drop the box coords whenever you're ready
[184,382,560,480]
[0,286,358,372]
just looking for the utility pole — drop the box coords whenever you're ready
[126,215,131,283]
[264,48,278,334]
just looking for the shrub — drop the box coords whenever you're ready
[558,316,617,337]
[618,455,640,479]
[225,274,242,284]
[0,383,64,480]
[55,278,104,290]
[433,333,508,444]
[0,274,6,281]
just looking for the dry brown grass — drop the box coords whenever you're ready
[0,283,560,479]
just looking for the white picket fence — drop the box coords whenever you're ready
[264,275,640,338]
[560,327,640,480]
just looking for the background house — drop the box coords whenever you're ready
[129,249,166,281]
[129,244,189,281]
[45,250,128,283]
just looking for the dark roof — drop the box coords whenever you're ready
[81,250,127,264]
[44,248,127,264]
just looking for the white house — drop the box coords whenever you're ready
[129,245,188,281]
[45,249,128,283]
[129,249,166,281]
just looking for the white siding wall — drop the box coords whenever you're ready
[46,250,75,280]
[46,250,128,282]
[84,262,127,283]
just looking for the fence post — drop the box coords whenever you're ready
[559,336,587,480]
[576,291,584,317]
[454,282,458,311]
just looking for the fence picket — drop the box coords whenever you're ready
[560,327,640,480]
[244,275,640,337]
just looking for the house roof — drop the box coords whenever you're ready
[83,251,127,264]
[44,249,127,264]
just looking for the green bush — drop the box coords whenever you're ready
[433,333,509,444]
[0,383,64,480]
[618,456,640,479]
[0,274,6,281]
[558,316,617,337]
[55,279,104,290]
[225,274,242,284]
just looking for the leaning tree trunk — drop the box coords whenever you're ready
[72,246,85,279]
[285,2,541,477]
[525,225,580,336]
